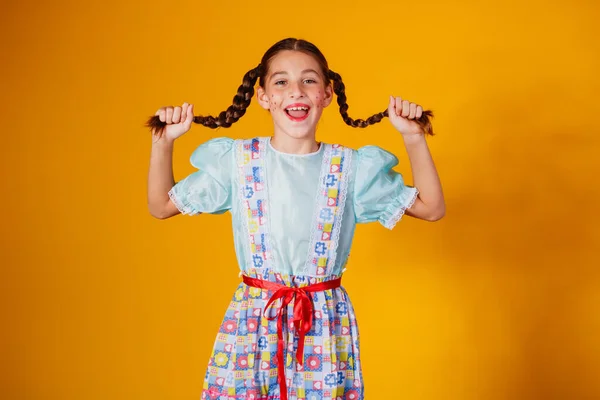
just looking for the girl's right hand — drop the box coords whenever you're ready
[152,102,194,142]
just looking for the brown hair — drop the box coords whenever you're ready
[146,38,434,135]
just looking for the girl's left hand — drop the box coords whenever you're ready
[387,95,425,136]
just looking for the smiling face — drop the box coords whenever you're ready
[257,50,333,141]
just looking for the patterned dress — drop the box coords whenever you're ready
[168,137,417,400]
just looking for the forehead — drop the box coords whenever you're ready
[267,50,323,76]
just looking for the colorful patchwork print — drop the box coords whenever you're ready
[236,138,273,270]
[201,270,363,400]
[304,144,352,277]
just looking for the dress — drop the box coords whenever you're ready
[168,136,418,400]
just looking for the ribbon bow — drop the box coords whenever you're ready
[242,275,341,400]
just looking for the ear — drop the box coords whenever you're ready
[256,86,271,110]
[322,83,334,108]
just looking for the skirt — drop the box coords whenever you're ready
[200,269,364,400]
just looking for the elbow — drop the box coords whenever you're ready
[151,212,168,220]
[148,205,169,220]
[149,209,165,219]
[425,204,446,222]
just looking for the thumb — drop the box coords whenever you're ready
[183,103,194,128]
[387,95,396,118]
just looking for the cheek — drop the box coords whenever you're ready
[317,90,325,107]
[315,91,323,107]
[269,96,277,112]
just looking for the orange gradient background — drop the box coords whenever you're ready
[1,0,599,399]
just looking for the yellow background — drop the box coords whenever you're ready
[2,0,599,399]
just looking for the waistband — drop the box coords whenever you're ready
[241,267,343,287]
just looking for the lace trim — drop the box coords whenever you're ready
[381,187,419,230]
[167,186,200,215]
[326,147,352,275]
[235,139,253,270]
[259,137,276,269]
[301,144,332,275]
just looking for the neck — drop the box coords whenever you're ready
[270,134,320,155]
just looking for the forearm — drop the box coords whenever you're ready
[147,137,176,217]
[403,135,445,220]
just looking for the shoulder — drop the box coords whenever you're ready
[190,137,234,163]
[323,143,398,170]
[355,145,399,170]
[189,137,236,173]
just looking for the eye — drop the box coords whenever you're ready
[274,80,286,86]
[304,79,317,84]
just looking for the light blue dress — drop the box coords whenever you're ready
[169,136,417,276]
[168,136,417,400]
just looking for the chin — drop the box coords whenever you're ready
[282,130,316,140]
[273,121,318,141]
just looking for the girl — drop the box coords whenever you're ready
[147,38,444,400]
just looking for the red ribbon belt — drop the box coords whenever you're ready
[242,275,342,400]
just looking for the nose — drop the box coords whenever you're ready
[288,82,304,99]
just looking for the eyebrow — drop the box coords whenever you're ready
[269,69,321,78]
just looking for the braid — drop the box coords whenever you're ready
[327,69,435,135]
[328,70,385,128]
[145,64,262,135]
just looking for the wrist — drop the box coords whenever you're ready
[152,135,175,147]
[401,133,426,146]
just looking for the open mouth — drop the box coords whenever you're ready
[285,104,310,121]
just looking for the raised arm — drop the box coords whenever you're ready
[148,138,181,219]
[388,96,445,221]
[402,135,445,221]
[146,103,195,219]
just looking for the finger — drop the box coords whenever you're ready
[409,103,417,119]
[395,96,402,116]
[172,106,182,124]
[165,107,174,124]
[402,100,410,117]
[181,102,188,120]
[182,101,190,115]
[156,108,166,122]
[416,105,423,119]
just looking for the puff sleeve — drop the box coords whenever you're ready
[167,137,234,215]
[353,145,418,229]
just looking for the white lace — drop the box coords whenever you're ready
[301,144,330,275]
[260,137,276,268]
[382,187,419,230]
[235,139,253,270]
[167,187,192,215]
[325,147,352,275]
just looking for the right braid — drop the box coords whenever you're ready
[145,64,262,134]
[328,69,434,135]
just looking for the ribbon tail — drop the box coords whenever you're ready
[277,331,288,400]
[276,293,294,400]
[293,291,314,365]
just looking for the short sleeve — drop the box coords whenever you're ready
[353,145,418,229]
[168,137,234,215]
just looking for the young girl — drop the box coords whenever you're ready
[147,38,444,400]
